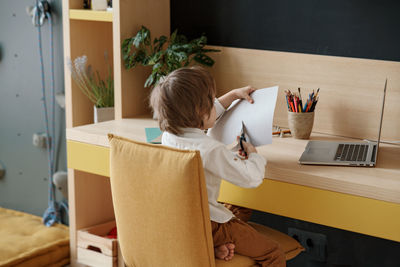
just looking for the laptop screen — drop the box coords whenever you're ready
[375,79,387,162]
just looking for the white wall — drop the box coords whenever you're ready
[0,0,66,217]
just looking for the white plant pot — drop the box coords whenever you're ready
[91,0,107,11]
[94,106,114,123]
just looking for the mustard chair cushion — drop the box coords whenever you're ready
[109,135,215,267]
[0,207,70,267]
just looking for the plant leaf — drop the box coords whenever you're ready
[193,53,215,66]
[170,29,178,43]
[132,26,151,48]
[200,48,221,53]
[154,35,167,52]
[148,51,163,65]
[144,72,155,88]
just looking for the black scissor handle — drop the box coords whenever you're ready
[239,134,247,156]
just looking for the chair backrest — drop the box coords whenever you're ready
[108,134,215,267]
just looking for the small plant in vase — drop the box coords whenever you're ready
[68,53,114,123]
[122,26,220,88]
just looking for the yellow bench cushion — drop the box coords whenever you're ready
[0,207,70,267]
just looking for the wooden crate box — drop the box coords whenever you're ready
[77,221,118,267]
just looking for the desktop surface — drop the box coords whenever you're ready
[67,118,400,204]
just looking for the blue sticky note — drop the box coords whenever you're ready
[145,128,162,144]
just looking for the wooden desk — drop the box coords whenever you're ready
[219,135,400,242]
[67,118,400,258]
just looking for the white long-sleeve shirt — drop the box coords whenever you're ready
[162,99,266,223]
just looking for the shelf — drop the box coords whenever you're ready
[69,9,113,22]
[64,1,171,265]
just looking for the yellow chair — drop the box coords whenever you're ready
[108,135,303,267]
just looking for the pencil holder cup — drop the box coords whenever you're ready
[287,112,314,139]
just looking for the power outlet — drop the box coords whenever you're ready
[288,227,327,262]
[32,132,51,148]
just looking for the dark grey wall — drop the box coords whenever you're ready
[0,0,66,217]
[171,0,400,62]
[170,1,400,266]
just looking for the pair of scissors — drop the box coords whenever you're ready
[239,121,248,157]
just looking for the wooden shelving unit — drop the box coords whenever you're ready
[62,0,170,265]
[69,9,113,22]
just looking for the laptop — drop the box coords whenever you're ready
[299,79,387,167]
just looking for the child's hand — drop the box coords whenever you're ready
[218,86,256,109]
[237,136,257,158]
[233,86,256,104]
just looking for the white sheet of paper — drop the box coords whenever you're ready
[208,86,278,146]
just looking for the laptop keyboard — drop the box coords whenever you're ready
[335,144,368,162]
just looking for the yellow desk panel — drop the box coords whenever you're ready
[67,140,110,177]
[218,180,400,242]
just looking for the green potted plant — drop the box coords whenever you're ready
[68,53,114,123]
[122,26,220,88]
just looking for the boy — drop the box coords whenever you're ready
[150,66,286,267]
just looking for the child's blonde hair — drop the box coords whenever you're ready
[150,66,216,135]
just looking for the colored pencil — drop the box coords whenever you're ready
[285,88,320,113]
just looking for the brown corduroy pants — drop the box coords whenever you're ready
[211,206,286,267]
